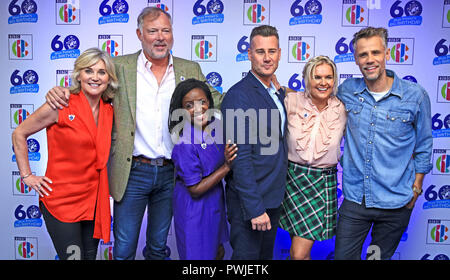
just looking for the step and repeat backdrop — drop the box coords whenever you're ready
[1,0,449,260]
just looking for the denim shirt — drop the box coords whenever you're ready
[337,69,432,209]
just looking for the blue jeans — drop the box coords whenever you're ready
[226,189,281,260]
[335,198,413,260]
[113,160,174,260]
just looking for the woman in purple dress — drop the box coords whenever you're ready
[168,79,236,260]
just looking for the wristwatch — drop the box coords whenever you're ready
[413,186,423,195]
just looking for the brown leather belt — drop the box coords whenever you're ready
[132,156,172,166]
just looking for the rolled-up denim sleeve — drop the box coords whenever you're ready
[413,88,433,174]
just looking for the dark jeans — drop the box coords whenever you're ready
[40,202,99,260]
[113,160,174,260]
[335,198,413,260]
[226,189,281,260]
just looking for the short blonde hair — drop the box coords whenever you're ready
[302,55,338,97]
[69,48,118,102]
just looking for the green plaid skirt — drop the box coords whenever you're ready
[279,161,338,241]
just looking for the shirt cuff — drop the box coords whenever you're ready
[415,162,432,174]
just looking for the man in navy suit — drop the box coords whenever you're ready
[221,25,288,260]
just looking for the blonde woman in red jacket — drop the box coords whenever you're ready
[12,48,118,260]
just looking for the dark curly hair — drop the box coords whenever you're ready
[168,78,214,134]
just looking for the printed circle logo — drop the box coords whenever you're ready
[16,178,32,194]
[14,108,30,125]
[439,185,450,200]
[404,0,422,16]
[23,70,38,84]
[112,0,129,14]
[207,0,224,14]
[18,241,34,259]
[441,82,450,101]
[292,41,310,61]
[59,3,77,23]
[304,0,322,15]
[27,138,40,153]
[436,154,450,173]
[12,40,29,58]
[346,5,364,24]
[431,224,449,243]
[247,4,265,23]
[195,40,213,59]
[64,35,80,50]
[206,72,222,87]
[27,205,41,219]
[102,40,119,57]
[21,0,38,14]
[390,43,409,63]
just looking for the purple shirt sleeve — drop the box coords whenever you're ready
[172,143,203,187]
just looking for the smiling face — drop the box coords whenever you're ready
[308,63,335,106]
[137,12,173,61]
[248,35,281,86]
[182,87,210,129]
[354,35,389,84]
[77,59,110,98]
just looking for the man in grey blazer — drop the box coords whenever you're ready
[45,7,221,260]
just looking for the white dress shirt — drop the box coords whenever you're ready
[133,52,175,159]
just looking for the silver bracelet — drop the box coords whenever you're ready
[20,173,31,180]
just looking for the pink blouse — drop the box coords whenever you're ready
[285,91,347,168]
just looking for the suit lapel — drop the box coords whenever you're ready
[122,51,139,124]
[173,56,189,86]
[245,72,287,137]
[245,72,277,109]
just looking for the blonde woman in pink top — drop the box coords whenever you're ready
[278,56,346,260]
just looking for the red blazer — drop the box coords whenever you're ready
[42,91,113,243]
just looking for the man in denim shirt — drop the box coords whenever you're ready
[335,27,432,260]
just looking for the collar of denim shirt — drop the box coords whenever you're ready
[353,69,404,100]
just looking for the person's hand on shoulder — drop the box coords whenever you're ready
[46,86,71,110]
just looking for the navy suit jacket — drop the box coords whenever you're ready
[221,72,288,221]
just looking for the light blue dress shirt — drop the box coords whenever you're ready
[250,72,286,136]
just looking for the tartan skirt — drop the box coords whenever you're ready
[279,161,338,241]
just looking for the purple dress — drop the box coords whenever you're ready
[171,121,229,260]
